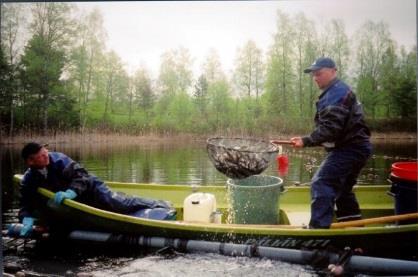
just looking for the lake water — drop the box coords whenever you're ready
[1,138,416,276]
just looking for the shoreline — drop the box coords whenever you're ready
[0,131,416,146]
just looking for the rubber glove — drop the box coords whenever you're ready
[54,189,77,205]
[20,217,34,237]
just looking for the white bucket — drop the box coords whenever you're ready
[183,193,216,223]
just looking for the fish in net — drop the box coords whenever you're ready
[206,137,279,179]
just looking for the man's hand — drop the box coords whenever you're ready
[20,217,34,237]
[290,137,304,148]
[54,189,77,205]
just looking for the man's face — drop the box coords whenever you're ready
[27,147,49,169]
[311,68,336,89]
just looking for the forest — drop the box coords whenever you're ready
[0,3,416,139]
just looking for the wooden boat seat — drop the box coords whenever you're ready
[285,211,311,226]
[281,207,394,227]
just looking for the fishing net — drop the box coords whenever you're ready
[206,137,279,179]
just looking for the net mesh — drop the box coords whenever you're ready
[206,137,279,179]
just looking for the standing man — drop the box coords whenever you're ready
[17,142,176,237]
[291,57,372,229]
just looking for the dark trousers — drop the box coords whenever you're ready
[87,177,172,214]
[309,143,372,228]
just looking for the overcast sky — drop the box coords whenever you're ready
[77,0,416,77]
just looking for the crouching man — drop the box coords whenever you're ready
[17,142,176,237]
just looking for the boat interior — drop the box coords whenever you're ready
[106,181,397,227]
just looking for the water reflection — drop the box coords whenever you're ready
[2,140,417,190]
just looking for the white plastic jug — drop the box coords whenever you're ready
[183,193,216,223]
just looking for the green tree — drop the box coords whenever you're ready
[193,74,208,115]
[19,2,77,133]
[207,79,233,132]
[304,34,320,117]
[1,3,27,65]
[20,34,75,132]
[158,47,193,95]
[167,92,194,131]
[112,69,130,113]
[379,43,399,117]
[265,10,295,116]
[391,46,417,118]
[133,67,154,111]
[101,51,125,121]
[0,47,13,139]
[324,19,350,80]
[293,12,318,116]
[354,21,394,118]
[0,3,27,136]
[30,3,76,50]
[69,7,106,131]
[202,48,225,84]
[233,40,264,99]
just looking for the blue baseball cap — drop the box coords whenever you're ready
[304,57,336,73]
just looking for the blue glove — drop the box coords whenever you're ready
[54,189,77,205]
[20,217,34,237]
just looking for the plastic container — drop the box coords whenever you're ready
[227,175,283,224]
[391,162,418,181]
[389,162,418,225]
[210,211,223,224]
[183,193,217,223]
[276,145,289,176]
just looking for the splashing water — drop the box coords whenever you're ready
[88,253,318,277]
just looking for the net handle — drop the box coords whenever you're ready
[270,140,294,145]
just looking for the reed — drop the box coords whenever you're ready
[1,130,415,146]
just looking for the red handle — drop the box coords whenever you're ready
[271,140,294,145]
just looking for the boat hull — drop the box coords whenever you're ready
[13,175,418,260]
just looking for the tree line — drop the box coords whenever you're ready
[0,3,416,139]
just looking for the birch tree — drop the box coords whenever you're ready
[70,7,106,130]
[158,47,193,96]
[0,3,27,136]
[202,48,225,84]
[233,40,264,99]
[325,19,350,80]
[293,12,318,116]
[265,10,294,116]
[354,21,393,118]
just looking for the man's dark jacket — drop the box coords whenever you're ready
[19,152,99,220]
[302,78,370,150]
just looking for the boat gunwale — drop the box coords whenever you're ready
[33,184,418,237]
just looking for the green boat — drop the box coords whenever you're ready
[13,174,418,260]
